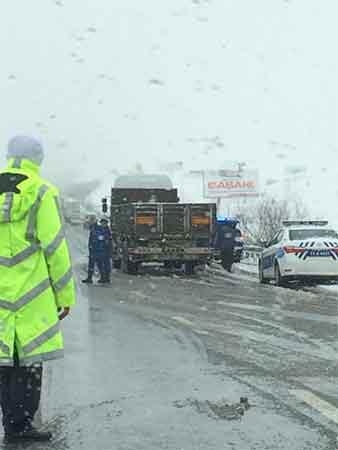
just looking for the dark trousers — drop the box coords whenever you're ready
[87,253,95,279]
[0,351,42,434]
[221,248,234,271]
[88,252,111,281]
[98,255,111,281]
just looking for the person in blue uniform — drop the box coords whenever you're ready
[97,217,112,282]
[82,217,112,283]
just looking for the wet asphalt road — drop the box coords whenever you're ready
[1,226,338,449]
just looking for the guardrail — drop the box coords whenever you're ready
[241,245,263,266]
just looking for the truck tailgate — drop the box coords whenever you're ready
[162,204,185,235]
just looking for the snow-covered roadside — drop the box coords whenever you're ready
[320,285,338,294]
[234,262,258,277]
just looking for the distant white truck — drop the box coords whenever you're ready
[62,198,82,225]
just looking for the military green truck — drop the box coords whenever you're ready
[102,176,216,275]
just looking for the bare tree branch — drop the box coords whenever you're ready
[235,195,308,245]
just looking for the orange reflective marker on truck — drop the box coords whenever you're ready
[136,215,156,225]
[192,216,210,225]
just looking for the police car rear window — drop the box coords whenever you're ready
[289,229,338,241]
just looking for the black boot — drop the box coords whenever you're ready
[4,426,52,443]
[103,273,111,284]
[82,277,93,284]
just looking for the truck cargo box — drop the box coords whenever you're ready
[107,185,217,275]
[111,202,216,239]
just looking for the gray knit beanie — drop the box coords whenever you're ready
[7,136,44,165]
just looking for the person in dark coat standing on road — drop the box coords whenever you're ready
[214,217,239,272]
[82,217,112,284]
[97,218,112,282]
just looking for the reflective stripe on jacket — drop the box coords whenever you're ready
[0,158,76,366]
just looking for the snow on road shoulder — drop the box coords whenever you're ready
[234,262,258,277]
[320,285,338,294]
[208,262,258,284]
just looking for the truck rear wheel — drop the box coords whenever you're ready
[113,259,122,270]
[128,262,139,275]
[122,254,138,275]
[185,261,195,275]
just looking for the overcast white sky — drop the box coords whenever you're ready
[0,0,337,200]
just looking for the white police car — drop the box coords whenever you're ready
[259,221,338,286]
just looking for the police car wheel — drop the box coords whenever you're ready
[259,261,268,284]
[274,262,286,287]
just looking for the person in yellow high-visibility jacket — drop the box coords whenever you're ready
[0,136,76,443]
